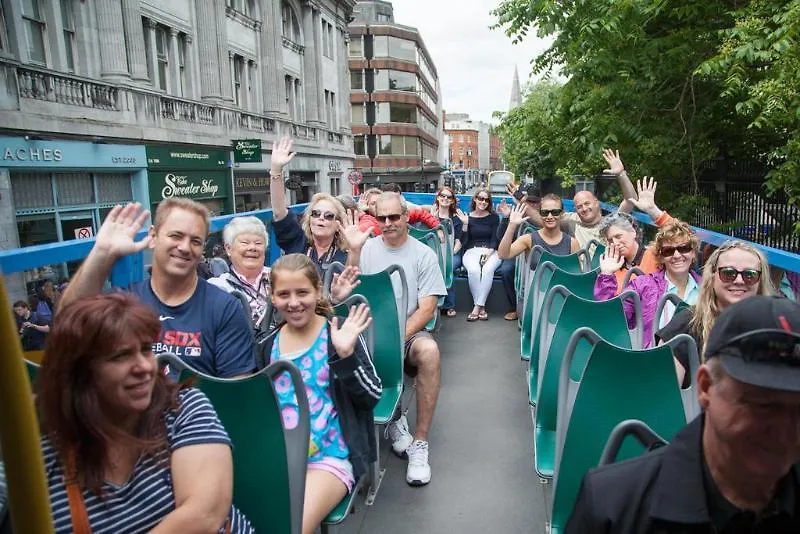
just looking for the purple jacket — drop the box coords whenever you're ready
[594,269,702,348]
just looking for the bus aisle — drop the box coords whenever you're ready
[341,303,549,533]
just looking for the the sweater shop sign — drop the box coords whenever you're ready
[149,170,229,201]
[232,139,262,163]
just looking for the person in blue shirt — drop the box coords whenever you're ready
[59,198,255,378]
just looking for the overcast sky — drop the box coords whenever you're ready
[391,0,553,124]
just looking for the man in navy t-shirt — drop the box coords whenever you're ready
[60,198,255,377]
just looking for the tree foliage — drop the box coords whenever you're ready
[492,0,800,226]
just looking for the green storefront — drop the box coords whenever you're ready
[146,146,233,216]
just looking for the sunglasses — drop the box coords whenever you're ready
[438,193,454,200]
[377,213,403,223]
[539,208,563,217]
[716,266,761,285]
[310,209,337,221]
[660,243,693,257]
[475,196,490,202]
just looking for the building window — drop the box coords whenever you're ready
[375,12,391,22]
[0,4,7,53]
[285,74,301,121]
[372,36,416,62]
[374,69,417,92]
[351,103,365,124]
[282,2,301,43]
[232,54,245,107]
[377,102,416,124]
[330,175,340,196]
[354,135,366,156]
[348,36,363,57]
[350,70,363,90]
[21,0,47,65]
[59,0,77,71]
[326,91,336,129]
[322,21,334,58]
[155,25,169,91]
[378,135,421,156]
[178,35,187,95]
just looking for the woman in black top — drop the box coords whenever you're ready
[434,186,464,317]
[460,188,501,321]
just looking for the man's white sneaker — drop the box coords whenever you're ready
[386,414,413,457]
[406,440,431,486]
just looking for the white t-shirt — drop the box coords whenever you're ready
[359,236,446,318]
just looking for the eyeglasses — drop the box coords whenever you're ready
[438,193,454,200]
[660,243,694,257]
[475,196,490,202]
[539,208,563,217]
[716,266,761,285]
[310,209,337,221]
[377,213,403,223]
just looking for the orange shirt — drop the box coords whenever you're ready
[614,246,660,294]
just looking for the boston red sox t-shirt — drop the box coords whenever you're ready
[130,279,256,377]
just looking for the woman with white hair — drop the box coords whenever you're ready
[598,211,660,293]
[209,216,272,328]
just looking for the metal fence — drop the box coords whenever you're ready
[693,181,799,254]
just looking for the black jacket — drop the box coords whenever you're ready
[257,318,381,479]
[566,416,800,533]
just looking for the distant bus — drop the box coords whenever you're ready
[487,170,515,195]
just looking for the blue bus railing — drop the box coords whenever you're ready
[1,195,798,287]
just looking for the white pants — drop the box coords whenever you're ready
[462,247,502,307]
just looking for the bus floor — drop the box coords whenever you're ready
[339,290,551,533]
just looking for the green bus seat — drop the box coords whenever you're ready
[24,358,40,384]
[653,293,691,346]
[533,288,643,479]
[414,231,445,331]
[157,353,310,534]
[521,263,598,364]
[549,330,700,534]
[352,266,408,505]
[597,419,667,467]
[528,247,587,274]
[585,239,605,270]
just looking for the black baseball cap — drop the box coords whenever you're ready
[704,296,800,392]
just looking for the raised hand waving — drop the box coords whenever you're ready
[95,203,152,259]
[330,303,372,358]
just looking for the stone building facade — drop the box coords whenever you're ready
[0,0,355,301]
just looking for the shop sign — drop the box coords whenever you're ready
[148,170,230,201]
[233,139,262,163]
[234,175,270,193]
[0,136,145,169]
[146,146,228,170]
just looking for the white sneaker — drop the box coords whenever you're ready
[406,440,431,486]
[386,415,414,457]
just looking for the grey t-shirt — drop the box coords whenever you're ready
[359,236,446,318]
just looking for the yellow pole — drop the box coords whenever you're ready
[0,273,54,533]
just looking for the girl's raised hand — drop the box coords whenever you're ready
[330,303,372,358]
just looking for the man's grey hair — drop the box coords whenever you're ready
[599,211,637,240]
[336,195,358,211]
[222,216,269,247]
[377,191,408,213]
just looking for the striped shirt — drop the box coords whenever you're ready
[41,388,254,533]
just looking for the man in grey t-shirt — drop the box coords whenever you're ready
[350,193,446,487]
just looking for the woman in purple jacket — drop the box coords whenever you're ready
[594,220,701,347]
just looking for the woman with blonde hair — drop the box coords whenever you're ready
[595,220,701,347]
[657,240,773,386]
[269,137,356,270]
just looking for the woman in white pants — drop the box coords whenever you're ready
[459,188,502,321]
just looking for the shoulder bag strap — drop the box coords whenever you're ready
[65,451,92,534]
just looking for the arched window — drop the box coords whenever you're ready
[281,2,301,43]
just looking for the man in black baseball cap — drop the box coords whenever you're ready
[567,296,800,533]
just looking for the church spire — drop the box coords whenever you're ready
[509,65,521,110]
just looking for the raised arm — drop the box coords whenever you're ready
[602,148,638,214]
[498,203,532,260]
[626,177,673,226]
[268,137,296,222]
[59,203,151,310]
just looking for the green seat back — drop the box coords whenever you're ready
[531,248,585,274]
[586,240,605,271]
[533,289,641,479]
[159,353,309,534]
[25,359,40,384]
[550,333,692,533]
[354,267,406,423]
[413,231,445,330]
[514,224,537,296]
[439,219,455,288]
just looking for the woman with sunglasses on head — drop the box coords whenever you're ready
[461,187,502,321]
[598,211,661,293]
[269,137,363,270]
[595,220,702,348]
[656,240,773,387]
[433,186,465,317]
[498,194,580,267]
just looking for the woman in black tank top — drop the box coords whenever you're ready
[497,194,580,267]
